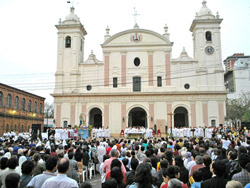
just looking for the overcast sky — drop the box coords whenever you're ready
[0,0,249,103]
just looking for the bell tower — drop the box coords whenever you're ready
[54,7,87,93]
[190,0,224,90]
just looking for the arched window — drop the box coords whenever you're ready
[22,98,26,111]
[34,101,37,113]
[205,31,212,42]
[6,124,9,132]
[40,103,43,114]
[14,96,19,109]
[6,94,11,108]
[65,36,71,48]
[28,100,32,112]
[0,92,3,107]
[211,120,216,127]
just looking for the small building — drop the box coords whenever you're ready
[224,53,250,99]
[0,83,45,135]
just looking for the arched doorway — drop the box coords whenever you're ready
[89,108,102,128]
[128,107,147,127]
[174,107,189,128]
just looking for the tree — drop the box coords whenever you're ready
[226,91,250,125]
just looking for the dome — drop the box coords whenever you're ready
[63,7,80,24]
[196,0,215,19]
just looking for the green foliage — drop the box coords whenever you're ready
[226,91,250,122]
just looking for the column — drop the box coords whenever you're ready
[202,102,208,127]
[218,102,224,125]
[121,103,126,130]
[104,103,109,129]
[104,53,110,87]
[121,52,127,86]
[167,103,172,128]
[191,103,196,127]
[148,52,154,86]
[149,103,154,128]
[81,103,87,126]
[70,104,75,126]
[56,104,61,127]
[165,53,171,86]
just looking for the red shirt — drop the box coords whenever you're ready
[161,183,188,188]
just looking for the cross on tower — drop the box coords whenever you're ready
[132,7,140,25]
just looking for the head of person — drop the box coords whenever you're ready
[195,155,203,165]
[5,173,20,188]
[212,160,226,177]
[57,158,69,174]
[68,152,74,160]
[225,180,243,188]
[160,159,169,169]
[122,158,129,167]
[102,178,118,188]
[0,157,8,170]
[228,150,238,160]
[111,166,123,184]
[239,153,250,169]
[103,154,110,163]
[134,163,153,188]
[131,158,139,171]
[45,156,58,172]
[21,160,34,175]
[80,182,92,188]
[202,155,212,167]
[162,166,177,180]
[111,159,121,169]
[193,170,202,182]
[110,149,119,158]
[7,157,18,169]
[173,156,184,168]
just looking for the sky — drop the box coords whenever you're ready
[0,0,249,104]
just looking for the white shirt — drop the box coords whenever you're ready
[41,174,78,188]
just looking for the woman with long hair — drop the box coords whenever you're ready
[129,162,155,188]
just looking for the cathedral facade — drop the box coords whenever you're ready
[53,1,227,136]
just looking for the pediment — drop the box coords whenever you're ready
[102,29,172,47]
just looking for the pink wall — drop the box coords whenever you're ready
[82,104,86,115]
[104,55,109,87]
[121,54,126,86]
[104,104,109,129]
[218,102,224,125]
[148,54,154,86]
[121,103,126,130]
[165,53,171,86]
[56,104,61,127]
[191,103,196,128]
[149,103,154,128]
[70,104,75,126]
[202,102,208,127]
[167,103,172,129]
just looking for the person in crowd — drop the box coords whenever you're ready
[105,159,126,184]
[102,178,118,188]
[67,152,79,182]
[191,170,202,188]
[27,156,58,188]
[232,153,250,187]
[190,155,205,177]
[199,155,212,181]
[41,158,78,188]
[0,158,8,173]
[0,157,19,188]
[201,160,228,188]
[80,182,92,188]
[156,159,169,188]
[128,162,155,188]
[5,173,20,188]
[20,160,34,188]
[126,157,139,186]
[244,163,250,188]
[174,156,189,184]
[103,149,126,174]
[111,166,126,188]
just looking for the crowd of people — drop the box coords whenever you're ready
[0,125,249,188]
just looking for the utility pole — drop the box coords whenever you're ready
[167,112,175,137]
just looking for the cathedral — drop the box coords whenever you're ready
[53,1,227,137]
